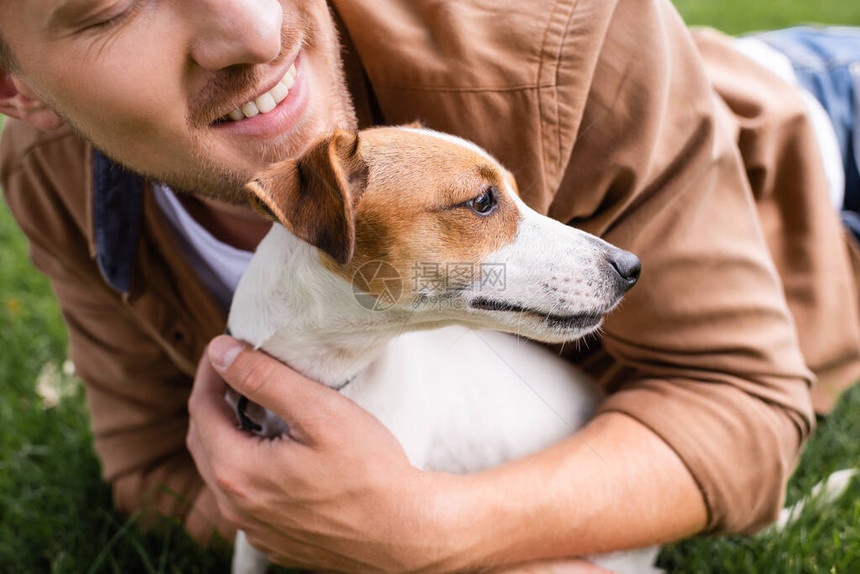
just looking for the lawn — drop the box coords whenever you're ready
[2,2,860,573]
[673,0,860,34]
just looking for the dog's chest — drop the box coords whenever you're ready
[340,326,602,472]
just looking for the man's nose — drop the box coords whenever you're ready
[188,0,284,70]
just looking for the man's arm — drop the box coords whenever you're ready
[441,412,706,566]
[188,336,706,571]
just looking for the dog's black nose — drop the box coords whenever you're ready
[608,249,641,289]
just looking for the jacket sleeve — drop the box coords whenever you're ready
[0,121,233,544]
[549,2,817,534]
[693,28,860,414]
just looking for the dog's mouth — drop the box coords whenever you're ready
[469,298,604,330]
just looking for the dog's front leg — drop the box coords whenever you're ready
[225,389,290,574]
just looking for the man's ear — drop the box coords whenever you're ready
[0,71,64,130]
[246,130,368,265]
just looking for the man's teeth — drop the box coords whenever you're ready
[224,64,297,122]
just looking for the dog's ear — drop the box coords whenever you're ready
[402,120,424,129]
[246,130,368,265]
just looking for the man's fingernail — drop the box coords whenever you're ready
[209,336,243,370]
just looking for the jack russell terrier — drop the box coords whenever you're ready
[226,126,658,573]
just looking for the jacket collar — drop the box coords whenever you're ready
[91,149,145,294]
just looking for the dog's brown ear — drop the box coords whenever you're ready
[402,120,424,129]
[246,130,368,264]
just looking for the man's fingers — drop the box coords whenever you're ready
[207,335,341,440]
[189,351,237,422]
[187,355,253,474]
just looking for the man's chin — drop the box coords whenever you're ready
[168,176,251,208]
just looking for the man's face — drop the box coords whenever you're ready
[0,0,356,203]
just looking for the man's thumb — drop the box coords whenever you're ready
[209,335,244,370]
[207,335,337,438]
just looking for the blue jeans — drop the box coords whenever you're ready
[756,27,860,235]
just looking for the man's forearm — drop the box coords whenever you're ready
[433,412,708,569]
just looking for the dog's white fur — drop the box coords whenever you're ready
[227,127,657,573]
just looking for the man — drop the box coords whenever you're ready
[1,0,857,570]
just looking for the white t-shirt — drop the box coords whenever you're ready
[152,183,254,311]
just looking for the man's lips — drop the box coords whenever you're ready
[217,62,298,123]
[206,51,300,124]
[209,56,310,138]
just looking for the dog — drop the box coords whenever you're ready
[226,125,655,573]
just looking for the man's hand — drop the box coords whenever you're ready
[187,335,457,571]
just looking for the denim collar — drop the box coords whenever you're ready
[92,149,145,294]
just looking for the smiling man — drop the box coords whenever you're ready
[2,0,859,571]
[2,1,354,200]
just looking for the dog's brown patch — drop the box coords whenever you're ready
[327,128,520,301]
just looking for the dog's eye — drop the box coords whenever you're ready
[466,186,498,216]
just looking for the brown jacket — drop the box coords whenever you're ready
[3,0,858,541]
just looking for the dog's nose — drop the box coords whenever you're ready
[608,249,641,289]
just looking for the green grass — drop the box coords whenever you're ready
[674,0,860,34]
[2,3,860,572]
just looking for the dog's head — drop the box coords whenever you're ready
[246,126,640,342]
